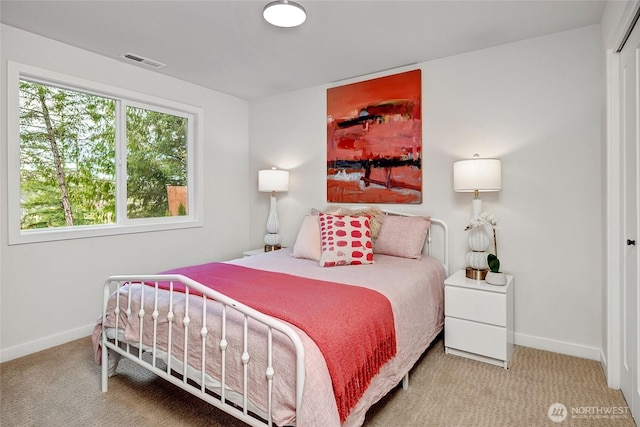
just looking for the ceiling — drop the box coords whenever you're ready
[0,1,606,100]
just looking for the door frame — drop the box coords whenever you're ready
[605,0,639,389]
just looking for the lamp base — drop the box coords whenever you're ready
[264,244,282,252]
[466,267,488,280]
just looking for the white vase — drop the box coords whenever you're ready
[486,271,507,286]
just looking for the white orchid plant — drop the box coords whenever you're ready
[465,211,500,260]
[464,211,499,231]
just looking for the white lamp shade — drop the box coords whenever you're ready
[259,168,289,192]
[453,158,502,192]
[263,0,306,28]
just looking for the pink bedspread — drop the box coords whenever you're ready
[153,262,397,422]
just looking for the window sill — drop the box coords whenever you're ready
[8,219,203,245]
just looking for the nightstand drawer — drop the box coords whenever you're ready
[445,285,506,326]
[445,317,507,360]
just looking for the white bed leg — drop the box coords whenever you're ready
[107,348,121,377]
[402,373,409,390]
[101,337,109,392]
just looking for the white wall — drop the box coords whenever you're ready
[249,25,604,359]
[0,25,252,361]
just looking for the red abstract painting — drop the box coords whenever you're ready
[327,69,422,204]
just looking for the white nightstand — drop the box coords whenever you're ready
[242,248,266,257]
[242,248,285,257]
[444,269,514,369]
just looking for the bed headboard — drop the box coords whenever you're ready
[381,210,449,275]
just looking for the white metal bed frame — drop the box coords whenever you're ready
[100,214,448,426]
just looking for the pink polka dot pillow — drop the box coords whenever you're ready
[318,213,374,267]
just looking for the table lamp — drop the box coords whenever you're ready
[453,154,502,279]
[258,167,289,251]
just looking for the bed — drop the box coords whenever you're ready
[94,209,448,427]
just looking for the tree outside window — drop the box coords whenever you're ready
[19,80,189,231]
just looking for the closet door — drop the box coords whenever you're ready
[620,15,639,420]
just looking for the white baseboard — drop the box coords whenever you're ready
[0,323,95,363]
[600,348,608,370]
[515,332,601,361]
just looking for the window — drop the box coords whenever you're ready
[7,62,202,244]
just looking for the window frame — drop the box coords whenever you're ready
[7,61,203,245]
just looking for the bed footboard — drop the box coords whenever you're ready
[101,274,305,427]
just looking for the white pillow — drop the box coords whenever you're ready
[291,207,344,261]
[291,215,322,261]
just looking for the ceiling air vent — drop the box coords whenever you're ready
[119,52,166,69]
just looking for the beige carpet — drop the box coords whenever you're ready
[0,336,634,427]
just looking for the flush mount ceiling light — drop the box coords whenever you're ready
[263,0,306,28]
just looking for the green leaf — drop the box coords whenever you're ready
[487,254,500,273]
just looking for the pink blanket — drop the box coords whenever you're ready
[152,262,397,422]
